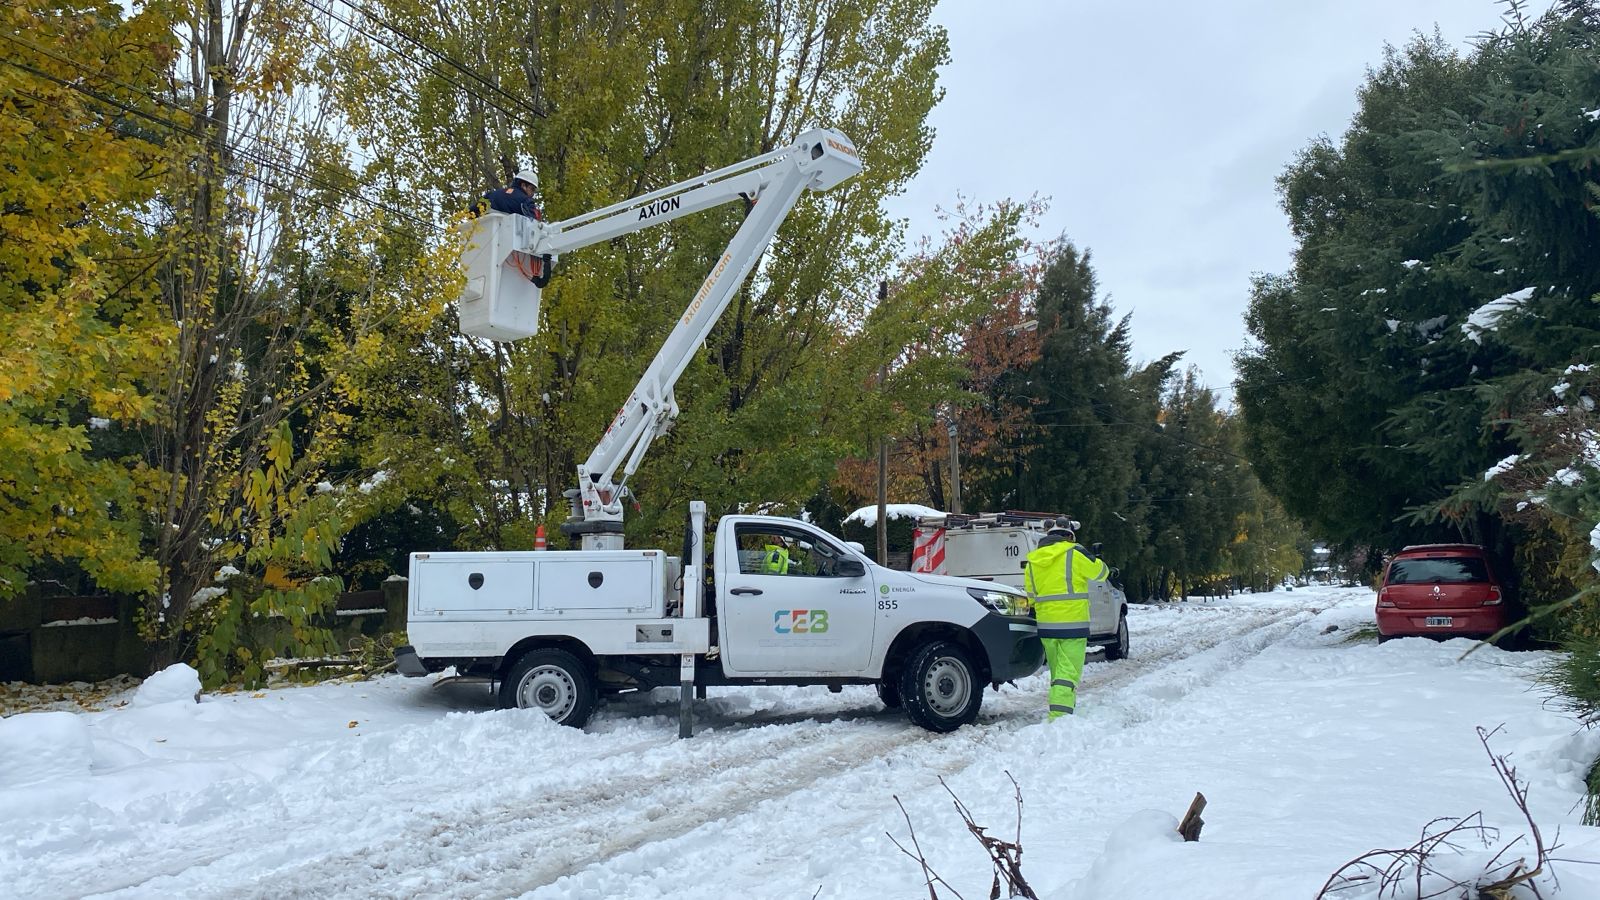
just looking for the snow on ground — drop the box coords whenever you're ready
[5,586,1600,899]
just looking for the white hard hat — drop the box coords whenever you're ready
[513,169,538,188]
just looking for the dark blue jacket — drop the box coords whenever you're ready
[482,184,541,219]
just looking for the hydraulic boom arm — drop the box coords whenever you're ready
[464,128,861,550]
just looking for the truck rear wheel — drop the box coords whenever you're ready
[499,648,597,727]
[898,640,981,732]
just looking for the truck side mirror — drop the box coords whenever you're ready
[1091,542,1104,558]
[838,559,866,578]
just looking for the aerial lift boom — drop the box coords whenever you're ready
[457,128,862,549]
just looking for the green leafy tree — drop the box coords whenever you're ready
[345,0,951,551]
[832,199,1045,515]
[0,0,171,600]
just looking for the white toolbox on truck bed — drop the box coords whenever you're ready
[410,550,666,621]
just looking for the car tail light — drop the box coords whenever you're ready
[1484,586,1502,606]
[1377,588,1395,608]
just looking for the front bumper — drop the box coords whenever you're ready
[1376,606,1506,638]
[972,612,1045,683]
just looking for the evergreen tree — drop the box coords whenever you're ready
[1236,3,1600,610]
[1138,371,1249,598]
[1014,243,1151,569]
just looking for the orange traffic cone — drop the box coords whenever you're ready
[534,524,547,550]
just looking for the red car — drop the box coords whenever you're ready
[1376,544,1506,642]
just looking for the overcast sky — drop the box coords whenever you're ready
[886,0,1517,404]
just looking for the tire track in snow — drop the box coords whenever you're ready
[80,713,930,900]
[491,604,1316,898]
[78,602,1312,900]
[65,728,674,899]
[209,720,934,900]
[505,603,1319,900]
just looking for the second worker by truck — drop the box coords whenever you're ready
[1024,521,1110,720]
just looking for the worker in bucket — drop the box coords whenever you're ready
[1024,521,1109,720]
[479,167,554,287]
[482,168,543,220]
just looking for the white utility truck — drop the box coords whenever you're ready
[915,512,1130,660]
[395,130,1044,735]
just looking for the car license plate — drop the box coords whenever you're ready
[1425,616,1453,627]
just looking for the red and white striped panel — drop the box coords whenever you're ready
[911,527,946,574]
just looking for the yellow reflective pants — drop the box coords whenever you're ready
[1036,598,1090,719]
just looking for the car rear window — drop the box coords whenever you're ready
[1386,557,1489,584]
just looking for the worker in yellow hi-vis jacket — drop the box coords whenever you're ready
[1024,522,1109,719]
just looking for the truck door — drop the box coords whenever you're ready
[719,522,876,676]
[1087,568,1117,637]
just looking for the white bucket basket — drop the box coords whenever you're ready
[458,213,543,341]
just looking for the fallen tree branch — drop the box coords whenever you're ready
[1178,792,1207,842]
[1316,725,1563,899]
[888,795,966,900]
[939,772,1038,900]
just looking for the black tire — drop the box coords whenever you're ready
[877,678,902,709]
[1102,612,1130,661]
[498,648,597,727]
[897,640,982,733]
[1377,634,1394,644]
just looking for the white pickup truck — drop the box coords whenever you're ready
[396,504,1045,733]
[917,512,1130,660]
[399,131,1045,733]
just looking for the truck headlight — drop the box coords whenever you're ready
[967,587,1029,616]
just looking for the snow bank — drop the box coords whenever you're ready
[0,712,93,787]
[133,663,201,706]
[1070,809,1190,895]
[843,503,945,528]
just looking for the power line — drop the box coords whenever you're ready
[2,77,428,248]
[295,0,531,129]
[0,41,437,239]
[327,0,545,121]
[1025,383,1253,462]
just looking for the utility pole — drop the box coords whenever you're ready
[947,419,961,515]
[877,365,889,566]
[876,280,889,566]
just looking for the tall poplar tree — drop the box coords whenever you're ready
[346,0,951,549]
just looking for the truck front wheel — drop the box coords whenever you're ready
[499,649,597,727]
[1103,612,1130,661]
[898,641,982,732]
